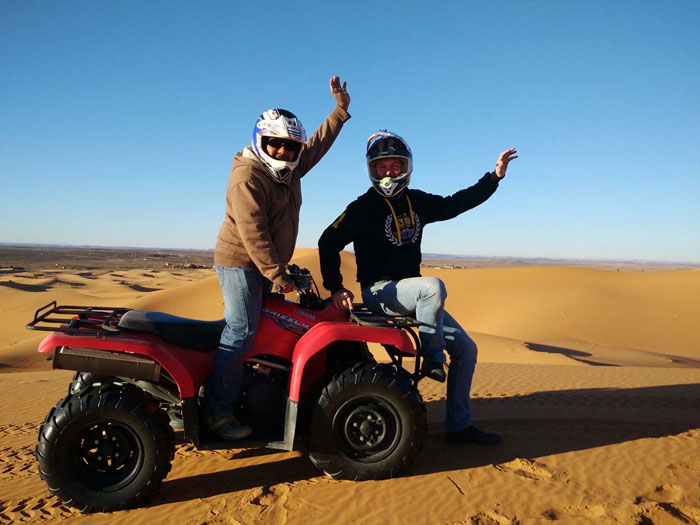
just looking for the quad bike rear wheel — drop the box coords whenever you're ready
[68,371,184,430]
[68,371,118,395]
[36,383,175,513]
[304,363,426,480]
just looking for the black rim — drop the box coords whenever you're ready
[333,397,401,463]
[68,420,143,491]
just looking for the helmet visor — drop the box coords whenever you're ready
[366,134,411,163]
[262,136,303,162]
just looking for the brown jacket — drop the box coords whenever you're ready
[214,104,350,286]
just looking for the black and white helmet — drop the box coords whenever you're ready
[252,109,307,184]
[366,130,412,198]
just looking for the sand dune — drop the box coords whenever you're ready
[429,266,700,362]
[0,249,698,523]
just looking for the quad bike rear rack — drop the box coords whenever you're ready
[26,301,131,335]
[26,302,161,381]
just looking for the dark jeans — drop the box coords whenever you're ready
[205,264,269,416]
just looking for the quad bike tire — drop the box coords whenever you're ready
[304,363,426,480]
[36,383,175,513]
[68,371,118,395]
[68,372,185,430]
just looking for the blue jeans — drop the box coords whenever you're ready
[361,277,478,432]
[206,264,269,416]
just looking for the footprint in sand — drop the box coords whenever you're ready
[635,501,700,524]
[636,483,685,504]
[666,459,700,473]
[175,443,228,459]
[541,504,607,521]
[494,458,565,482]
[201,497,244,525]
[466,510,520,524]
[0,497,77,523]
[249,484,291,508]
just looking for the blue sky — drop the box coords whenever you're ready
[2,1,698,262]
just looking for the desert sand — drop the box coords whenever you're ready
[1,248,699,524]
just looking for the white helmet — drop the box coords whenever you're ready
[366,130,412,198]
[252,109,307,184]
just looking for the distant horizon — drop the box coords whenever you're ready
[2,242,698,266]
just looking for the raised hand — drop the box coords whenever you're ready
[330,75,350,110]
[494,147,518,179]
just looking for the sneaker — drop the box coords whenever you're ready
[445,425,501,445]
[421,360,447,383]
[205,414,252,440]
[168,409,185,430]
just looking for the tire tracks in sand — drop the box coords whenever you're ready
[0,497,78,523]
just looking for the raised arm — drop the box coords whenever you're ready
[422,147,518,224]
[295,76,352,176]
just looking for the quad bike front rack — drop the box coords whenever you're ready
[348,305,425,382]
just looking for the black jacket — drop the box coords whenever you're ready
[318,172,499,292]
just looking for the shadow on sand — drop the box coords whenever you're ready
[524,342,618,366]
[123,282,161,292]
[155,382,700,505]
[155,455,318,507]
[412,382,700,476]
[0,281,52,292]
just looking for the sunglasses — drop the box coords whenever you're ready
[265,137,303,153]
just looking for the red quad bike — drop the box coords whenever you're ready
[27,265,430,513]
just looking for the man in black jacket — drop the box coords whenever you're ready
[318,131,517,445]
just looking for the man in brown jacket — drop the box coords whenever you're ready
[206,76,351,440]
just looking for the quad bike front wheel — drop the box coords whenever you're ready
[304,363,426,480]
[36,383,175,513]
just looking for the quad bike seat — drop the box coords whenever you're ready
[118,310,226,351]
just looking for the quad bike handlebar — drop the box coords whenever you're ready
[286,264,327,310]
[287,264,314,291]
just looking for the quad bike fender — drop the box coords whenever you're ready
[37,331,213,398]
[288,321,415,403]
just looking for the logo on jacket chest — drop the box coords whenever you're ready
[384,211,421,246]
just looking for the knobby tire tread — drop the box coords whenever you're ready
[305,363,426,481]
[36,383,175,513]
